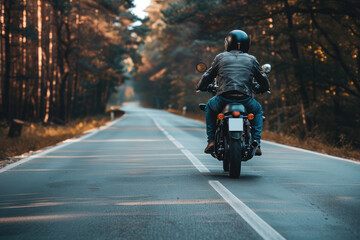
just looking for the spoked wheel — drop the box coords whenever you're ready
[228,138,242,178]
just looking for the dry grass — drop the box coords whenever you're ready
[0,114,123,168]
[262,130,360,162]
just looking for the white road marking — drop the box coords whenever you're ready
[181,149,209,173]
[0,115,127,174]
[262,140,360,165]
[151,118,209,173]
[209,180,286,240]
[150,113,286,239]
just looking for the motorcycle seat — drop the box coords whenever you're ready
[222,103,246,115]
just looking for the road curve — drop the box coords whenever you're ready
[0,103,359,240]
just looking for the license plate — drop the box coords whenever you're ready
[228,118,243,131]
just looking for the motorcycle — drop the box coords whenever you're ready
[196,62,271,178]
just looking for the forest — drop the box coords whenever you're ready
[135,0,360,150]
[0,0,144,136]
[1,0,360,153]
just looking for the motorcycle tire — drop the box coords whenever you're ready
[222,136,229,171]
[223,159,229,171]
[228,138,242,178]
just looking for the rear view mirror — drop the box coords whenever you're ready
[196,62,208,73]
[261,63,272,73]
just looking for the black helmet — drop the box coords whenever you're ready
[224,30,250,52]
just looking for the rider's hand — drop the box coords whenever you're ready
[253,82,269,94]
[207,84,214,93]
[253,83,261,94]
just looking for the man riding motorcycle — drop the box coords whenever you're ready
[196,30,270,156]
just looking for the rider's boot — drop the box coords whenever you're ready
[255,146,262,156]
[204,142,215,154]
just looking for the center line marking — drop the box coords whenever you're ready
[209,180,286,240]
[181,149,209,173]
[151,117,209,173]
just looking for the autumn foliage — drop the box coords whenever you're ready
[135,0,360,149]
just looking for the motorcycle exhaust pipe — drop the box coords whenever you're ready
[250,141,259,156]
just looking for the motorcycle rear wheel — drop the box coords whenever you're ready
[223,159,229,171]
[228,138,242,178]
[222,136,229,171]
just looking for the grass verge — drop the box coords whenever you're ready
[261,130,360,161]
[0,111,124,168]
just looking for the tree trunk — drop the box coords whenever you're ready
[55,14,67,122]
[59,72,68,122]
[2,0,12,121]
[283,0,311,131]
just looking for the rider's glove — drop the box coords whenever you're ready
[253,83,261,94]
[207,84,215,93]
[253,82,269,94]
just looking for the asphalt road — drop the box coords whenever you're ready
[0,103,359,240]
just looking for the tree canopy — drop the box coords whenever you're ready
[1,0,359,148]
[135,0,360,148]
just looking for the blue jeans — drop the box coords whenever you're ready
[205,96,263,143]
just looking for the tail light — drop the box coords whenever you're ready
[232,111,240,117]
[248,113,255,120]
[217,113,224,120]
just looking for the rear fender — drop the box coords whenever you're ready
[229,131,242,140]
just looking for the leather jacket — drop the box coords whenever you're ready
[196,50,270,97]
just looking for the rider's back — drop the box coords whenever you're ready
[215,50,258,97]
